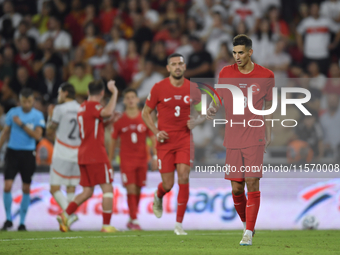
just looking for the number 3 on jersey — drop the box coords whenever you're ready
[175,106,181,117]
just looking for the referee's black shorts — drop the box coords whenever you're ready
[4,148,36,184]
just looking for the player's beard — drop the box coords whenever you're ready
[171,70,184,80]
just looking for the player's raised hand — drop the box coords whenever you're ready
[206,107,217,120]
[107,80,118,93]
[156,130,169,143]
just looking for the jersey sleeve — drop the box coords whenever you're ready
[264,71,275,101]
[51,106,62,123]
[111,121,120,139]
[145,83,159,110]
[36,111,46,128]
[91,103,104,119]
[5,109,13,127]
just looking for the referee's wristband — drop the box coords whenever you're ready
[20,123,26,129]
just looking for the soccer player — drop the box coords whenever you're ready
[57,80,118,233]
[142,53,201,235]
[207,34,274,246]
[0,88,45,231]
[109,88,157,231]
[47,83,80,228]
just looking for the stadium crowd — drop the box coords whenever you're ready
[0,0,339,165]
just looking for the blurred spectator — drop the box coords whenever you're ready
[251,18,276,65]
[192,121,213,163]
[0,46,16,81]
[308,62,327,90]
[0,0,22,30]
[258,0,281,14]
[263,38,291,87]
[185,36,213,79]
[36,135,54,166]
[296,3,340,75]
[33,37,63,77]
[130,58,163,101]
[9,66,39,96]
[68,46,92,76]
[39,64,61,103]
[294,113,324,159]
[32,1,51,35]
[320,0,340,22]
[267,5,290,38]
[141,0,159,31]
[324,62,340,95]
[14,20,38,50]
[154,21,181,55]
[298,73,322,112]
[186,16,204,39]
[39,15,72,55]
[320,94,340,157]
[105,26,128,60]
[48,0,69,19]
[82,4,100,28]
[68,63,94,96]
[64,0,85,46]
[1,18,15,42]
[228,0,261,34]
[175,33,193,65]
[159,0,185,31]
[113,15,134,39]
[100,64,127,95]
[14,36,36,78]
[214,42,234,79]
[209,125,226,160]
[88,45,110,80]
[233,20,249,38]
[99,0,118,36]
[150,40,168,76]
[203,12,232,59]
[132,12,154,56]
[118,40,140,84]
[79,22,106,60]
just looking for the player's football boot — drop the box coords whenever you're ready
[127,221,142,231]
[18,224,27,231]
[174,225,188,235]
[100,225,119,233]
[240,232,253,246]
[1,220,13,231]
[57,212,69,232]
[67,214,79,229]
[152,191,163,218]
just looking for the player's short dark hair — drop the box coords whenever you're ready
[167,53,184,64]
[88,80,105,95]
[123,88,138,97]
[20,88,34,98]
[233,34,252,49]
[60,82,76,99]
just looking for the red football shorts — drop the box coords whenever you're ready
[120,161,147,187]
[79,161,113,187]
[157,147,190,173]
[224,145,265,182]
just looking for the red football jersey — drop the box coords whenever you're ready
[146,78,201,132]
[77,101,108,164]
[112,112,153,163]
[217,63,275,149]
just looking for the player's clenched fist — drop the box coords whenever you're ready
[107,80,117,93]
[156,130,169,143]
[206,107,217,120]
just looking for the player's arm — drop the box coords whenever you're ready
[206,94,221,120]
[149,134,158,171]
[100,80,118,118]
[142,104,169,142]
[264,100,273,152]
[0,125,10,149]
[12,116,43,141]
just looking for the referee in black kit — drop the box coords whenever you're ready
[0,89,45,231]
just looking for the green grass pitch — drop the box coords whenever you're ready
[0,230,339,255]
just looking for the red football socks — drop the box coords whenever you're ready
[246,191,261,231]
[127,194,138,220]
[157,182,168,199]
[65,201,78,215]
[103,212,112,225]
[176,183,189,223]
[232,191,247,222]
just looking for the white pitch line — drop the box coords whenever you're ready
[0,232,239,242]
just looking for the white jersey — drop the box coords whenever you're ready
[51,100,81,162]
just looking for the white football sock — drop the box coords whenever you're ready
[53,190,68,210]
[245,230,252,237]
[175,222,182,228]
[243,222,246,230]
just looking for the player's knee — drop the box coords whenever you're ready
[163,182,174,192]
[178,175,189,184]
[232,187,244,196]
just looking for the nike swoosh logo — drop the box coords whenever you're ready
[247,204,255,207]
[178,203,185,206]
[234,203,241,206]
[164,98,172,102]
